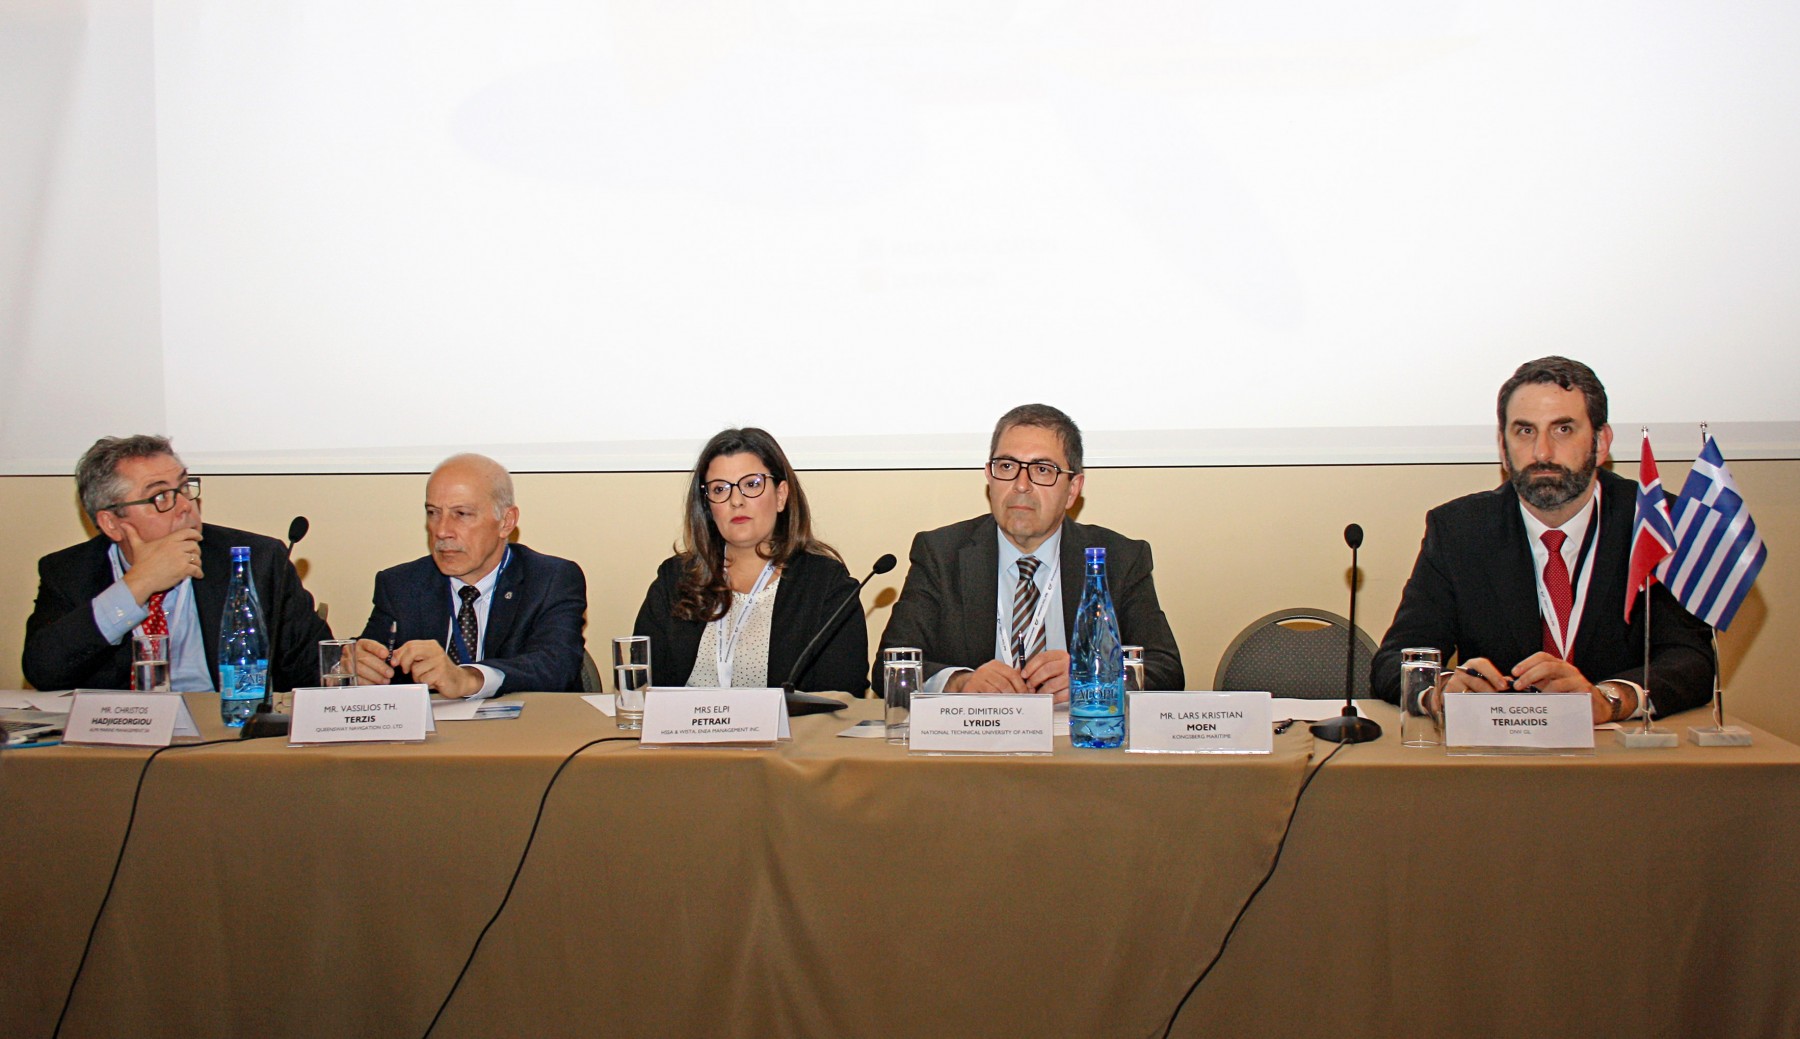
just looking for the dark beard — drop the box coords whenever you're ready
[1510,455,1596,512]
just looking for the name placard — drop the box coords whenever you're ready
[290,684,431,745]
[1128,691,1273,754]
[64,691,180,747]
[1444,692,1594,751]
[641,688,788,745]
[908,694,1054,754]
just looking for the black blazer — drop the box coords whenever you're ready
[23,524,332,692]
[873,515,1185,693]
[633,550,870,695]
[1372,468,1715,715]
[359,543,588,694]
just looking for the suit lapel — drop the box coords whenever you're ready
[1488,492,1543,669]
[1058,518,1082,636]
[958,523,1000,666]
[193,528,230,679]
[482,546,521,657]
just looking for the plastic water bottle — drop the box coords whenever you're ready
[218,546,269,726]
[1069,546,1124,748]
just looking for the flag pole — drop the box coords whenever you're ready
[1710,628,1724,731]
[1639,582,1654,734]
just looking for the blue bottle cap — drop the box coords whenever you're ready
[1085,547,1105,564]
[230,546,250,561]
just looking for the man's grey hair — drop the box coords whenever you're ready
[76,435,181,521]
[432,453,515,519]
[989,403,1084,474]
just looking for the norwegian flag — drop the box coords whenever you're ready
[1626,431,1676,623]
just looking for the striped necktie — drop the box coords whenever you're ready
[1011,556,1046,665]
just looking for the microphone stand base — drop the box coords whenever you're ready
[782,688,850,716]
[239,712,291,740]
[1310,707,1382,744]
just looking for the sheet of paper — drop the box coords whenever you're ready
[582,693,616,716]
[431,699,482,721]
[0,690,40,709]
[837,719,888,738]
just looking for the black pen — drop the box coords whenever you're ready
[386,620,399,662]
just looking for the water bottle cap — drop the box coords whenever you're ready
[230,546,250,561]
[1085,547,1106,564]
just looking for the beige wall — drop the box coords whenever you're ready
[4,460,1795,743]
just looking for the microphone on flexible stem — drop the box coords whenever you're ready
[243,518,313,739]
[781,553,897,716]
[1311,523,1383,744]
[286,516,309,555]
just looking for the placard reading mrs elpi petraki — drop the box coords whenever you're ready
[640,688,789,746]
[289,684,432,745]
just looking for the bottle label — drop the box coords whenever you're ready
[219,660,269,700]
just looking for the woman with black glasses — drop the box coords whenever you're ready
[632,427,869,695]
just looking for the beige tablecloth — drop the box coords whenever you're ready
[3,694,1795,1038]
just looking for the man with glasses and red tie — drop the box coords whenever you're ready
[23,435,332,692]
[352,453,587,698]
[875,404,1184,700]
[1372,357,1715,723]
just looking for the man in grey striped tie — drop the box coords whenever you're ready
[875,404,1185,699]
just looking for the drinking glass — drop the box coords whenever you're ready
[612,636,651,731]
[1399,647,1444,747]
[883,658,922,746]
[1121,645,1147,693]
[132,633,170,693]
[319,639,358,688]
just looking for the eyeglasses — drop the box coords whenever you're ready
[701,473,775,503]
[104,476,202,513]
[987,457,1074,487]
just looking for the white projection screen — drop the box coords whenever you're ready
[3,0,1797,474]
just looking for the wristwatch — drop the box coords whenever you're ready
[1597,682,1628,722]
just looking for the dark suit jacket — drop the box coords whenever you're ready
[359,543,587,694]
[1372,468,1715,716]
[23,524,332,692]
[633,550,870,695]
[874,514,1184,693]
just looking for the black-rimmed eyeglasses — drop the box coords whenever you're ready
[701,473,775,503]
[987,457,1074,486]
[104,476,202,513]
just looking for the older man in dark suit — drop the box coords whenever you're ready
[875,404,1183,700]
[1373,356,1714,723]
[354,454,587,697]
[23,435,331,694]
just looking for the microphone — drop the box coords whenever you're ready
[781,553,897,716]
[286,516,309,555]
[1311,523,1382,744]
[244,517,313,738]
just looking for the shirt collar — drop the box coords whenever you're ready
[1518,481,1601,547]
[997,523,1064,582]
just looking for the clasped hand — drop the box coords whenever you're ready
[947,650,1071,703]
[352,637,482,698]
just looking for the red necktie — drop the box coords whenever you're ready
[1541,530,1572,657]
[142,591,168,636]
[132,592,168,689]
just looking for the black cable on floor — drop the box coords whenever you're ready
[51,736,241,1039]
[1160,740,1348,1039]
[422,735,640,1039]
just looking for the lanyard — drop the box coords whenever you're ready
[1537,511,1600,661]
[448,546,511,663]
[994,557,1060,669]
[714,560,777,688]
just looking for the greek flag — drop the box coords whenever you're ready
[1658,435,1767,631]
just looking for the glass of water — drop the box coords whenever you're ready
[882,657,922,746]
[613,636,651,731]
[319,639,358,688]
[133,633,171,692]
[1121,645,1146,693]
[1399,647,1444,747]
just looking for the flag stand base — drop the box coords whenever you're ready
[1616,726,1678,749]
[1688,725,1752,747]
